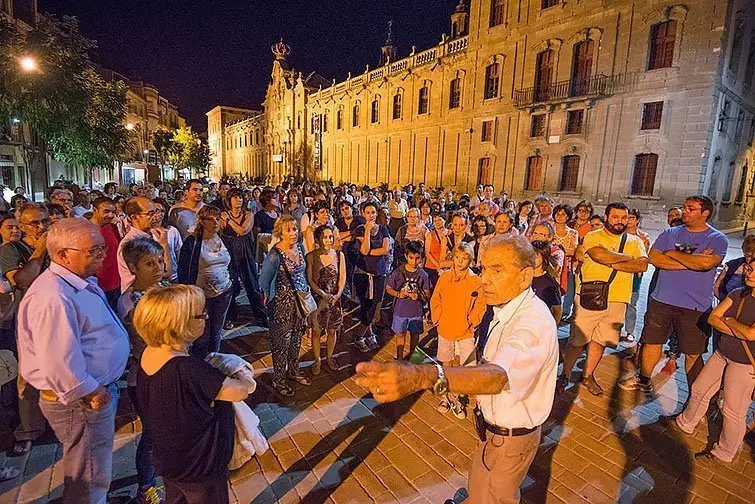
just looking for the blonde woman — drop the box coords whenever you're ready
[134,285,250,504]
[177,206,233,359]
[260,214,312,396]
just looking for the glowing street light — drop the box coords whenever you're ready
[19,56,38,73]
[143,149,150,155]
[125,123,135,131]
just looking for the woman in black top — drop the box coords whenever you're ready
[134,285,251,504]
[530,240,562,322]
[676,260,755,463]
[221,188,268,326]
[335,200,365,299]
[252,189,280,238]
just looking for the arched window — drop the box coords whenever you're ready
[352,103,360,127]
[371,98,380,124]
[559,155,580,192]
[449,77,462,109]
[484,63,500,100]
[393,93,402,119]
[631,153,658,196]
[648,20,676,70]
[729,19,744,75]
[323,112,328,132]
[525,155,544,191]
[337,108,343,130]
[418,86,429,115]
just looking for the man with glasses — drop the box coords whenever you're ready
[620,195,728,393]
[17,218,129,502]
[49,188,74,218]
[117,197,169,293]
[0,203,51,456]
[90,197,122,310]
[170,179,205,240]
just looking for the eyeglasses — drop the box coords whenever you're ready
[63,245,107,257]
[193,310,209,320]
[20,218,51,228]
[137,211,159,218]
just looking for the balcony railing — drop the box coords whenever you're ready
[514,74,618,108]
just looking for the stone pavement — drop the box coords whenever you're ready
[2,241,755,503]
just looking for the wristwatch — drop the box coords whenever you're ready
[431,363,449,396]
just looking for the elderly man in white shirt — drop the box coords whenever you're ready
[17,218,130,503]
[356,235,558,504]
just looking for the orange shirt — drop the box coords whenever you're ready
[430,268,487,341]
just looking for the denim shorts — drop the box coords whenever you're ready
[391,316,424,335]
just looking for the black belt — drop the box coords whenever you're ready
[484,421,538,437]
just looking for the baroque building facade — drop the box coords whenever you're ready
[208,0,755,225]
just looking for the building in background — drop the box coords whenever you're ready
[209,0,755,226]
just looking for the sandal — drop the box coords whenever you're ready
[0,466,21,482]
[311,359,321,376]
[326,357,339,371]
[11,440,31,457]
[273,381,294,397]
[287,373,312,386]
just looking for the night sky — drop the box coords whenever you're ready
[38,0,459,131]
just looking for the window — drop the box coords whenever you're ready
[490,0,505,27]
[541,0,559,8]
[571,40,594,97]
[393,93,402,119]
[297,113,301,130]
[735,110,746,144]
[418,86,429,115]
[449,78,462,109]
[719,99,731,133]
[736,164,748,203]
[337,108,343,130]
[484,63,500,100]
[729,20,744,75]
[256,131,260,143]
[530,114,546,137]
[565,110,584,135]
[311,116,317,133]
[478,158,492,185]
[708,156,722,199]
[525,156,544,191]
[631,153,658,196]
[352,104,360,127]
[641,101,664,130]
[723,162,736,201]
[744,35,755,89]
[534,50,554,102]
[481,120,494,142]
[559,155,580,192]
[323,113,328,132]
[371,99,380,124]
[648,20,676,70]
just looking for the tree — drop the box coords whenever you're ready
[0,14,131,193]
[152,128,175,180]
[170,126,210,178]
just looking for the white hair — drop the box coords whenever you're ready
[46,218,99,258]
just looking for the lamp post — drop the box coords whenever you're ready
[18,56,38,73]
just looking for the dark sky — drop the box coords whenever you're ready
[39,0,459,131]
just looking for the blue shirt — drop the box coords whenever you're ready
[650,225,729,311]
[17,262,130,405]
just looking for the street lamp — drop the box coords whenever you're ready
[125,123,135,131]
[19,56,38,73]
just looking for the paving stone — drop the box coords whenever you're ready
[376,466,415,500]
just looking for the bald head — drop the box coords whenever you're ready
[483,235,536,270]
[480,235,535,306]
[125,197,154,218]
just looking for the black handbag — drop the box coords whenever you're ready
[578,233,627,311]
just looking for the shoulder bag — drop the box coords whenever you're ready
[579,233,627,311]
[279,247,317,317]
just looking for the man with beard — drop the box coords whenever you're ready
[557,202,648,395]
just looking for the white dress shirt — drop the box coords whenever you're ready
[17,262,129,405]
[477,288,558,429]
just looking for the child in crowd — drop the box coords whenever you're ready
[430,242,486,419]
[530,240,563,323]
[386,240,431,360]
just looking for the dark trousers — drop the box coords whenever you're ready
[128,386,156,489]
[354,273,386,330]
[164,472,229,504]
[226,236,266,322]
[190,289,233,359]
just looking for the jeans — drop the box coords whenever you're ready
[625,290,640,336]
[562,268,576,318]
[190,289,233,359]
[39,383,119,504]
[354,273,386,330]
[677,351,755,461]
[226,235,266,321]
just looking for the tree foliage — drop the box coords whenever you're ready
[170,126,210,175]
[0,14,131,172]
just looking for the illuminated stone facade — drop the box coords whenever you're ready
[209,0,755,224]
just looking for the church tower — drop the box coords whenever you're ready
[380,20,398,66]
[450,0,469,39]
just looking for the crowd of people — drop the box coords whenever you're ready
[0,176,752,504]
